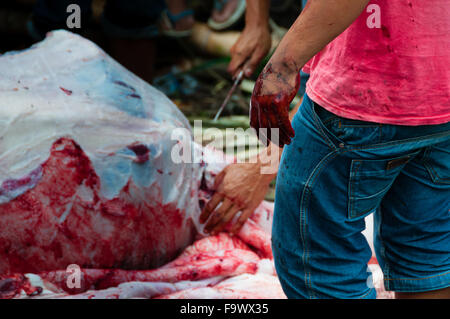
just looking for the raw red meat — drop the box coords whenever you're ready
[157,273,286,299]
[35,233,261,294]
[0,137,197,273]
[235,201,273,259]
[1,233,275,299]
[0,273,43,299]
[43,278,225,299]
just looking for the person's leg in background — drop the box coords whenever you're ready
[375,138,450,299]
[159,0,195,37]
[208,0,246,31]
[28,0,92,41]
[101,0,166,83]
[29,0,163,82]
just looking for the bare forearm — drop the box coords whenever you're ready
[245,0,270,28]
[271,0,370,70]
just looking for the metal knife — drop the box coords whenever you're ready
[213,69,244,122]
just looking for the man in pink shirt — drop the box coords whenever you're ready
[251,0,450,298]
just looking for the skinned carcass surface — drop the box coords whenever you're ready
[0,233,279,299]
[34,233,262,294]
[157,273,286,299]
[0,31,393,299]
[0,30,204,273]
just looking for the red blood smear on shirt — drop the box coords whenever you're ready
[381,25,391,38]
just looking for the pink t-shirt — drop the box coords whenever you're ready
[303,0,450,125]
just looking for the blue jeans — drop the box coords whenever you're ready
[272,94,450,298]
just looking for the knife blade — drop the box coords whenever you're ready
[213,70,244,122]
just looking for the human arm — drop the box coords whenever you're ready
[199,100,301,235]
[227,0,271,78]
[250,0,370,146]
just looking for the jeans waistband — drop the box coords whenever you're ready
[302,94,450,153]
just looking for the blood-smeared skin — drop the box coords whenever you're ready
[0,137,196,274]
[250,63,300,147]
[0,166,42,196]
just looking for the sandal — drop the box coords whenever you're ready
[159,9,194,38]
[208,0,246,31]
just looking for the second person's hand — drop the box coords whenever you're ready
[227,24,272,78]
[199,161,274,235]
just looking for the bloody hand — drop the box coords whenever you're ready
[199,161,274,235]
[250,62,300,147]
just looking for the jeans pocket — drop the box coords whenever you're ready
[423,142,450,185]
[348,153,417,220]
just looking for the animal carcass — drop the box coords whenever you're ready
[0,30,206,273]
